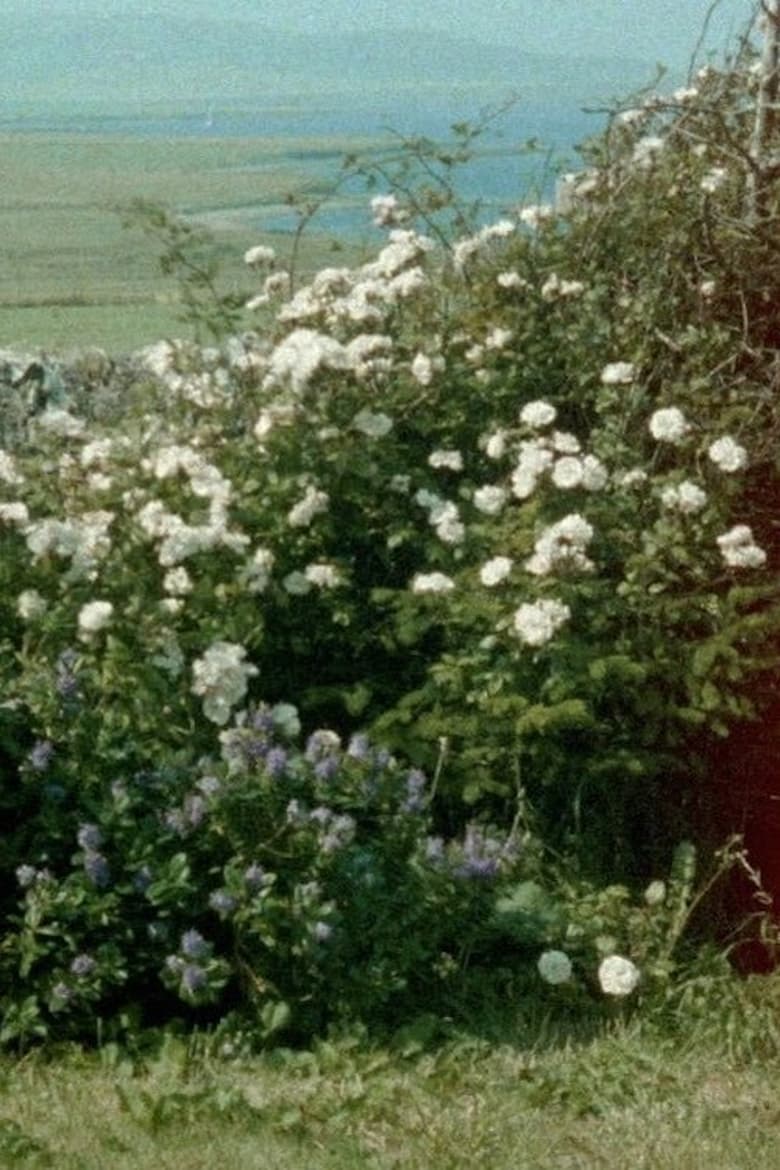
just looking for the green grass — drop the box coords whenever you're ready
[0,132,377,353]
[4,974,780,1169]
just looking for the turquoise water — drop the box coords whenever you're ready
[1,86,608,236]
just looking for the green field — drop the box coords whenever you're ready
[4,981,780,1170]
[0,131,378,353]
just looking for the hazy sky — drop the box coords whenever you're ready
[13,0,760,63]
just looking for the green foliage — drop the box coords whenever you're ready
[123,199,249,341]
[0,701,523,1045]
[2,43,780,1049]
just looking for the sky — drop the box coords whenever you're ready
[12,0,760,65]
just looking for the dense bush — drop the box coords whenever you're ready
[2,43,780,1046]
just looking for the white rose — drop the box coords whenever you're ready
[537,949,573,985]
[598,954,640,997]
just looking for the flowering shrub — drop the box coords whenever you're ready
[2,45,780,1042]
[0,708,520,1045]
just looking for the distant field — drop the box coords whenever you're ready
[0,132,380,353]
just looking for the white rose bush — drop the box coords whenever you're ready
[2,47,780,1047]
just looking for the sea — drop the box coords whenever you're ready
[0,83,612,237]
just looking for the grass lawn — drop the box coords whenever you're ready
[3,973,780,1169]
[0,131,376,353]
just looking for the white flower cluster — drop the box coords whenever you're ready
[163,567,193,596]
[525,514,595,577]
[537,949,573,985]
[479,556,513,587]
[277,230,433,329]
[660,480,708,514]
[411,571,455,594]
[519,400,557,429]
[510,440,555,500]
[452,218,516,272]
[0,502,29,527]
[717,525,767,570]
[700,166,727,194]
[428,449,463,472]
[262,328,398,394]
[0,450,24,485]
[304,562,341,588]
[34,408,86,439]
[597,954,640,997]
[484,430,509,460]
[262,328,350,394]
[77,599,114,639]
[648,407,690,444]
[415,491,465,545]
[287,485,330,528]
[244,244,276,267]
[517,203,554,230]
[632,134,665,168]
[600,361,636,385]
[239,547,275,594]
[353,409,394,438]
[370,193,409,227]
[148,445,232,508]
[26,510,115,582]
[253,401,297,446]
[246,270,291,311]
[191,641,258,726]
[554,168,600,213]
[473,484,507,516]
[80,438,114,469]
[17,589,47,621]
[136,498,248,568]
[137,337,268,404]
[708,435,747,473]
[410,351,444,386]
[513,598,571,647]
[540,273,585,301]
[430,500,465,545]
[496,270,529,291]
[513,436,607,501]
[485,325,514,349]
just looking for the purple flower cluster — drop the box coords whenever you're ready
[165,931,214,998]
[319,813,356,854]
[180,929,209,959]
[77,823,110,887]
[55,648,80,704]
[70,953,96,978]
[163,790,208,836]
[311,920,333,943]
[29,739,55,772]
[83,852,111,888]
[244,863,267,891]
[346,733,371,761]
[182,964,207,994]
[425,836,445,865]
[264,746,288,779]
[402,769,427,814]
[250,705,276,734]
[452,824,513,881]
[305,730,342,781]
[292,804,356,852]
[183,793,207,828]
[220,706,284,773]
[77,823,102,851]
[51,981,73,1006]
[209,889,237,916]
